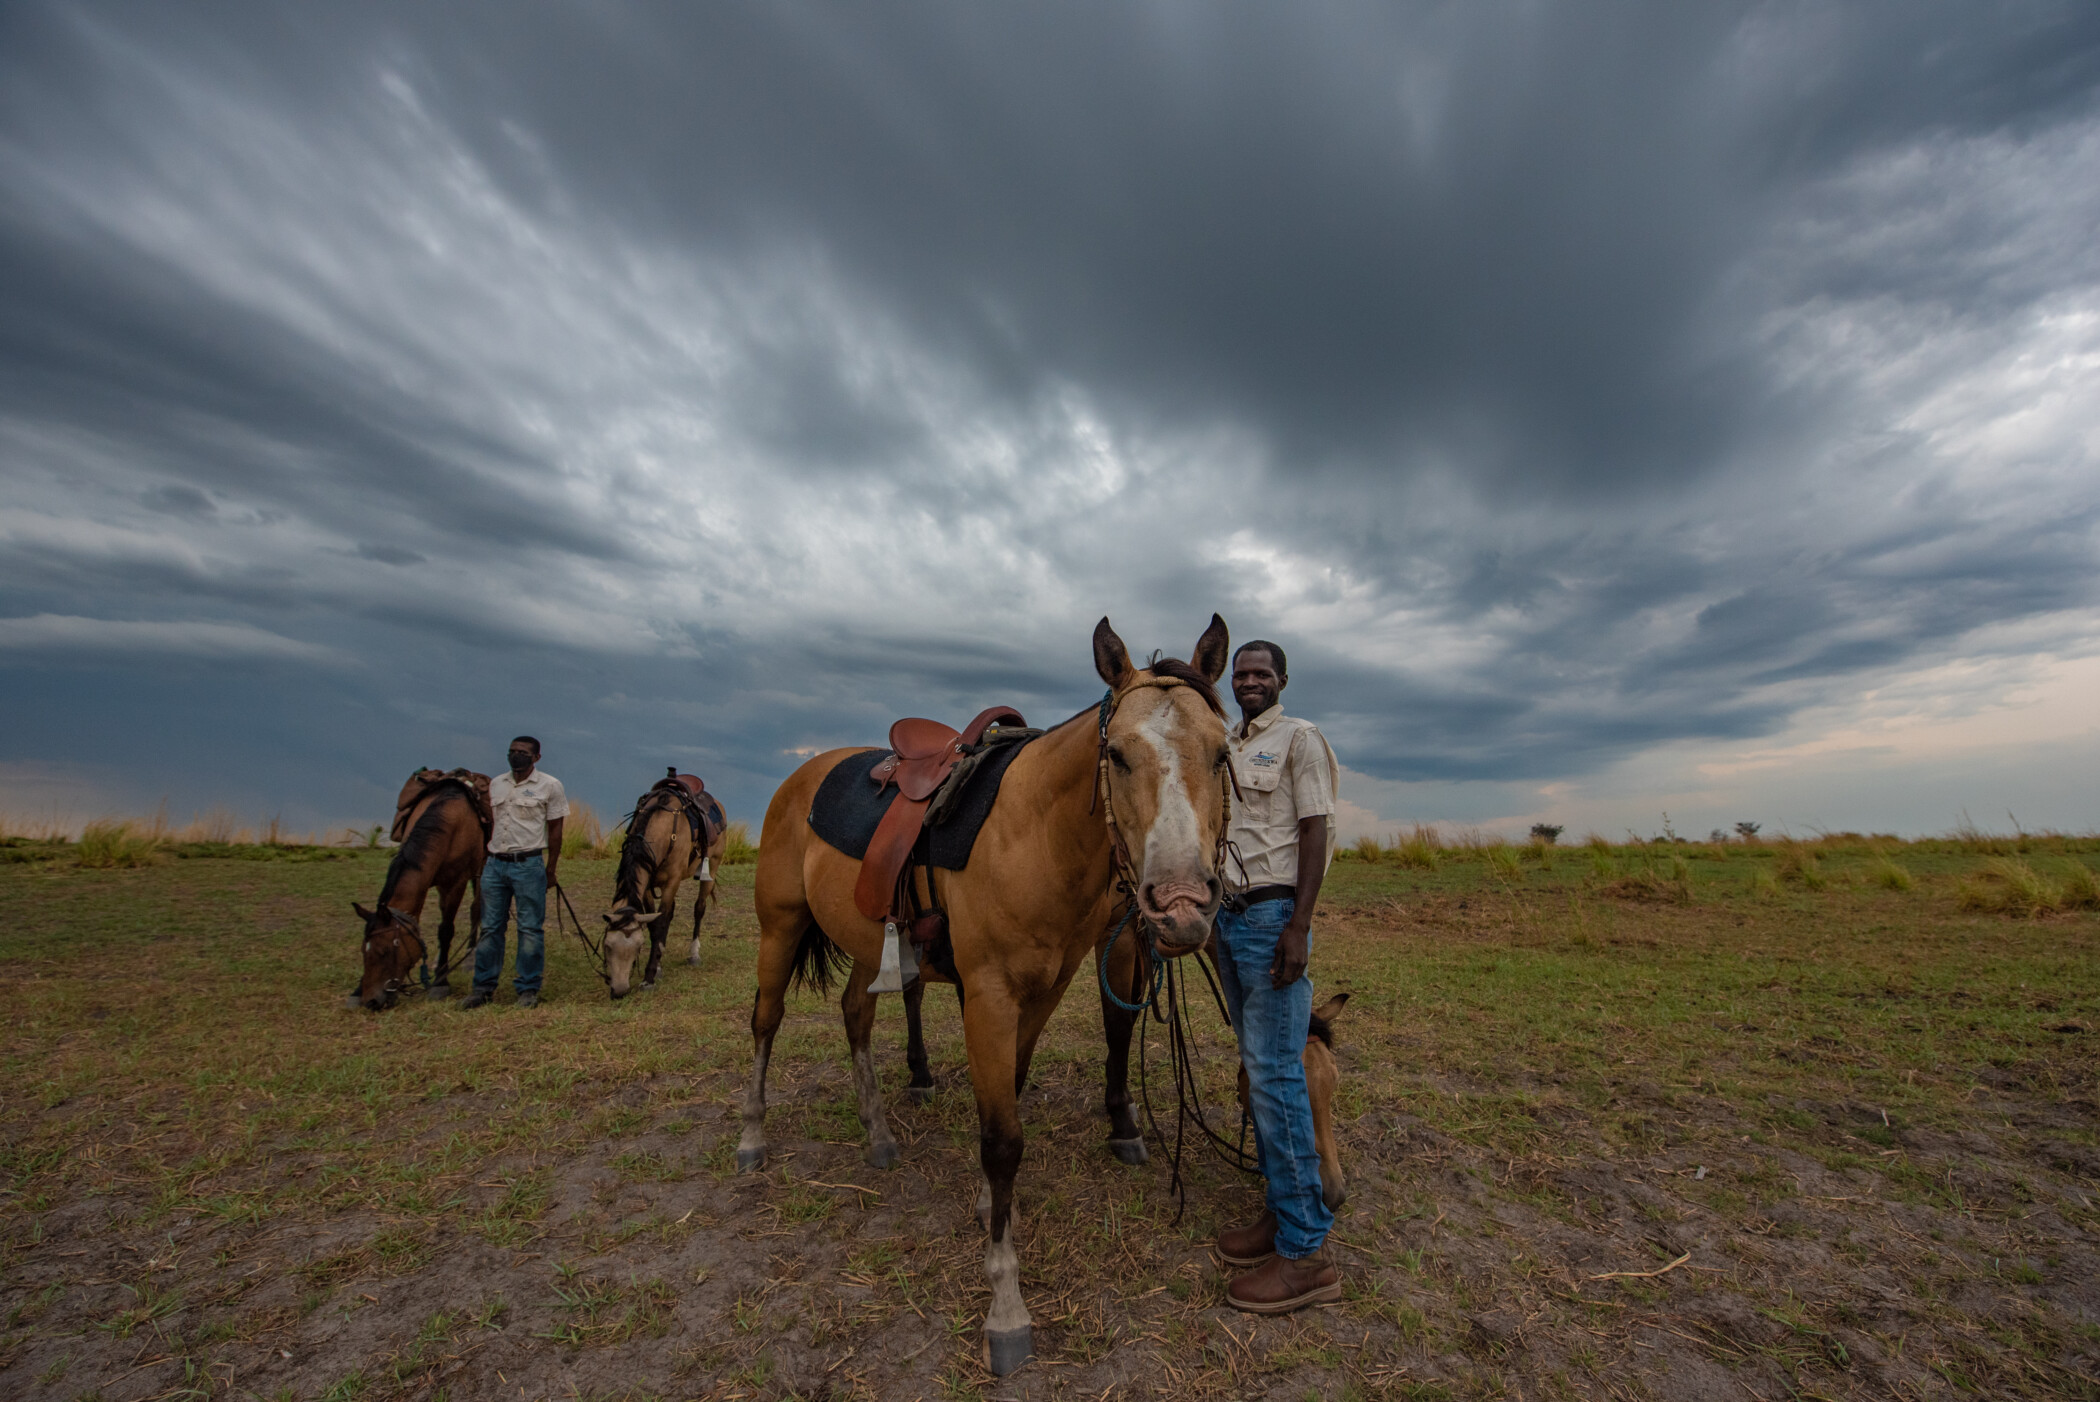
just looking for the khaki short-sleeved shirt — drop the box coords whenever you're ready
[1227,705,1337,887]
[489,770,569,853]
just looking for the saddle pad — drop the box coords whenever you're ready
[807,738,1034,869]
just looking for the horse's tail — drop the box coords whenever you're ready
[788,919,846,995]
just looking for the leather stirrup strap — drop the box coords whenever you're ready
[855,793,930,921]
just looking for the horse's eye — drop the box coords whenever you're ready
[1215,749,1229,769]
[1107,745,1131,772]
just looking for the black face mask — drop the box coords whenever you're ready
[508,751,535,770]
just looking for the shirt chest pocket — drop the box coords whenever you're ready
[1233,748,1284,794]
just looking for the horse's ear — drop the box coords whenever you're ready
[601,913,615,927]
[352,902,374,922]
[1192,613,1229,684]
[1315,991,1350,1022]
[1093,617,1135,690]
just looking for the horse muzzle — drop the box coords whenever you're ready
[1141,879,1218,955]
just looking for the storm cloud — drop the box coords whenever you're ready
[2,1,2097,835]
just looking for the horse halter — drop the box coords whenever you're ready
[1092,676,1236,946]
[364,906,427,999]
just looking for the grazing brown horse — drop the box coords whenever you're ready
[352,785,486,1010]
[600,776,729,998]
[739,616,1235,1374]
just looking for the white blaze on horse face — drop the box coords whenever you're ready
[1132,696,1211,940]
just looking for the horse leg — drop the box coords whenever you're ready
[644,899,671,988]
[842,964,902,1170]
[430,877,466,999]
[736,916,801,1173]
[1098,936,1150,1165]
[962,990,1033,1375]
[689,879,714,960]
[903,979,934,1103]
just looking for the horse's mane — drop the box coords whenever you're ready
[613,794,674,906]
[378,789,463,908]
[1145,656,1227,717]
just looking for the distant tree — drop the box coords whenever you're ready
[1529,823,1564,845]
[1708,829,1729,844]
[1735,821,1762,841]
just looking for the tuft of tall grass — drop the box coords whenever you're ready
[1957,858,2060,918]
[177,808,239,844]
[1870,857,1913,891]
[77,820,160,869]
[2061,862,2100,912]
[1774,845,1827,890]
[563,802,607,858]
[1393,824,1442,871]
[1353,834,1384,864]
[720,821,758,865]
[1485,844,1522,880]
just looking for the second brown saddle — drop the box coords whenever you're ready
[852,705,1026,922]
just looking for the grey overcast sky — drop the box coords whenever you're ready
[3,1,2098,840]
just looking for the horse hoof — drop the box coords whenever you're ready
[642,978,656,989]
[426,984,452,1001]
[905,1084,935,1105]
[985,1326,1034,1376]
[735,1148,766,1173]
[1108,1137,1149,1166]
[865,1140,900,1171]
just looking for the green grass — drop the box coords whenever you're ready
[1,834,2097,1399]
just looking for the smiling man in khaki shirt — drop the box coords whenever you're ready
[1214,638,1341,1314]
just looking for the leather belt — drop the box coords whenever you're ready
[490,848,544,861]
[1225,883,1295,912]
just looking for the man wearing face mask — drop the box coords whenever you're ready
[462,736,568,1010]
[1214,639,1341,1313]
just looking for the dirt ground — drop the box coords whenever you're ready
[2,838,2098,1400]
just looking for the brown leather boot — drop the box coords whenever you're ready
[1217,1211,1277,1267]
[1226,1251,1341,1314]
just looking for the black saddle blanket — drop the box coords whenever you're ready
[807,739,1034,869]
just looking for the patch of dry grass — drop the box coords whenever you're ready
[719,819,758,865]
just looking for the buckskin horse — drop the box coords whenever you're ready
[600,770,728,999]
[352,780,487,1010]
[738,615,1234,1375]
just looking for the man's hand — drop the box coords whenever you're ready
[1270,919,1310,989]
[1270,813,1328,989]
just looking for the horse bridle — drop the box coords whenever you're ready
[365,905,475,997]
[1092,676,1239,945]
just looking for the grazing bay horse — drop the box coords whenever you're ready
[739,615,1234,1375]
[601,773,728,998]
[353,785,486,1009]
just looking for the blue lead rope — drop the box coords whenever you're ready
[1097,901,1161,1013]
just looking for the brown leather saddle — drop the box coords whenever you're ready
[853,706,1026,926]
[648,769,724,852]
[392,767,493,845]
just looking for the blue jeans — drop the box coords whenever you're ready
[473,854,546,995]
[1213,897,1332,1259]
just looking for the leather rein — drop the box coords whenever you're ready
[1088,675,1261,1217]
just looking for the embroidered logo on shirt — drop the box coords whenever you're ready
[1249,750,1281,768]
